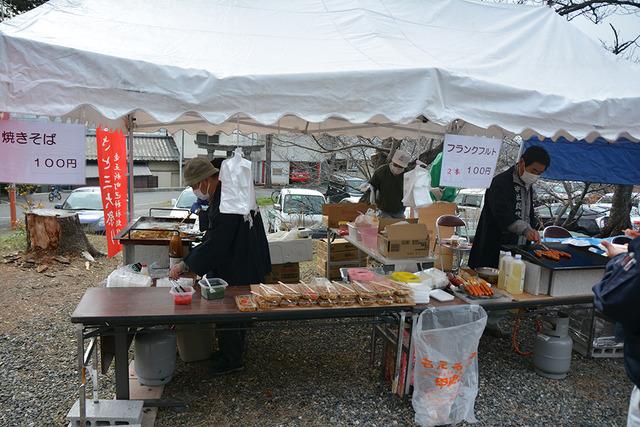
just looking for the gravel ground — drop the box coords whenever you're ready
[0,236,632,426]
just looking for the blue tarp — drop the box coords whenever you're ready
[524,137,640,185]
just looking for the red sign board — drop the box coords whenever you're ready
[96,128,128,257]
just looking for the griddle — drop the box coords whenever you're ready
[115,216,198,245]
[504,242,608,271]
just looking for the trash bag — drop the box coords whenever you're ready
[403,161,433,208]
[219,147,258,215]
[412,305,487,426]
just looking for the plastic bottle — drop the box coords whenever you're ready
[169,231,184,268]
[506,254,525,295]
[497,252,511,290]
[140,263,149,276]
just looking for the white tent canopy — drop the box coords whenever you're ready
[1,0,640,141]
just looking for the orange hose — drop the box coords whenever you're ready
[512,309,542,357]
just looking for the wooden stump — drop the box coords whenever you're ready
[25,209,101,257]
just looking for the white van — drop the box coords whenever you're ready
[454,188,486,238]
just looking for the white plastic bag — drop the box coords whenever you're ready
[354,208,378,228]
[106,265,152,288]
[403,161,433,208]
[219,147,258,215]
[416,268,449,289]
[412,305,487,426]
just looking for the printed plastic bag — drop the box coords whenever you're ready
[412,305,487,426]
[219,147,258,215]
[403,162,433,208]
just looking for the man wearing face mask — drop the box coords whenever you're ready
[368,149,411,218]
[169,157,271,375]
[468,146,550,269]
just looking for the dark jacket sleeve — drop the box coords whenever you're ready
[184,213,240,276]
[369,167,382,189]
[529,190,538,229]
[485,175,519,232]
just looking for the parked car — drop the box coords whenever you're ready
[169,187,197,218]
[595,206,640,231]
[326,174,366,203]
[593,192,640,210]
[55,187,105,233]
[290,170,311,184]
[534,181,585,205]
[269,188,326,233]
[535,203,609,236]
[454,188,485,238]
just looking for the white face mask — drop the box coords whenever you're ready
[520,170,540,186]
[193,181,210,200]
[389,164,404,175]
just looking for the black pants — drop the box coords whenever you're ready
[217,321,247,365]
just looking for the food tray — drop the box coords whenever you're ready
[506,243,608,271]
[115,216,198,244]
[248,284,414,311]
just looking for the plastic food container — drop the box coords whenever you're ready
[358,226,378,249]
[198,277,228,300]
[169,286,195,305]
[347,223,360,241]
[347,268,375,282]
[391,271,421,283]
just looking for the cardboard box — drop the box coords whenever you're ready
[377,222,430,259]
[315,238,357,253]
[269,239,314,264]
[316,246,360,262]
[322,203,373,229]
[266,262,300,283]
[417,202,457,248]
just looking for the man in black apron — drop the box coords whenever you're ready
[468,146,549,269]
[170,157,271,375]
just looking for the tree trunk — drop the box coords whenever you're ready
[599,185,633,237]
[25,209,101,257]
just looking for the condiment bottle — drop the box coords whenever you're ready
[497,251,511,290]
[169,231,183,268]
[506,254,525,295]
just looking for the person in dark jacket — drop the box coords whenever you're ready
[368,149,411,218]
[468,146,549,269]
[595,232,640,425]
[170,157,271,375]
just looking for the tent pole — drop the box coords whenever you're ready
[179,130,184,187]
[126,115,135,222]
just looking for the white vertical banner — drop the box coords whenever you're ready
[439,134,501,189]
[0,120,86,185]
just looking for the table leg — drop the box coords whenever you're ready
[114,327,130,400]
[77,324,86,427]
[392,311,406,395]
[326,230,331,280]
[404,313,418,398]
[369,322,377,367]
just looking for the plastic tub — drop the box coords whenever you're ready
[347,268,375,282]
[391,271,421,283]
[170,286,195,305]
[347,223,360,241]
[198,277,228,300]
[358,226,378,249]
[176,324,214,362]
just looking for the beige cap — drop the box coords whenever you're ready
[184,157,219,187]
[391,149,411,168]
